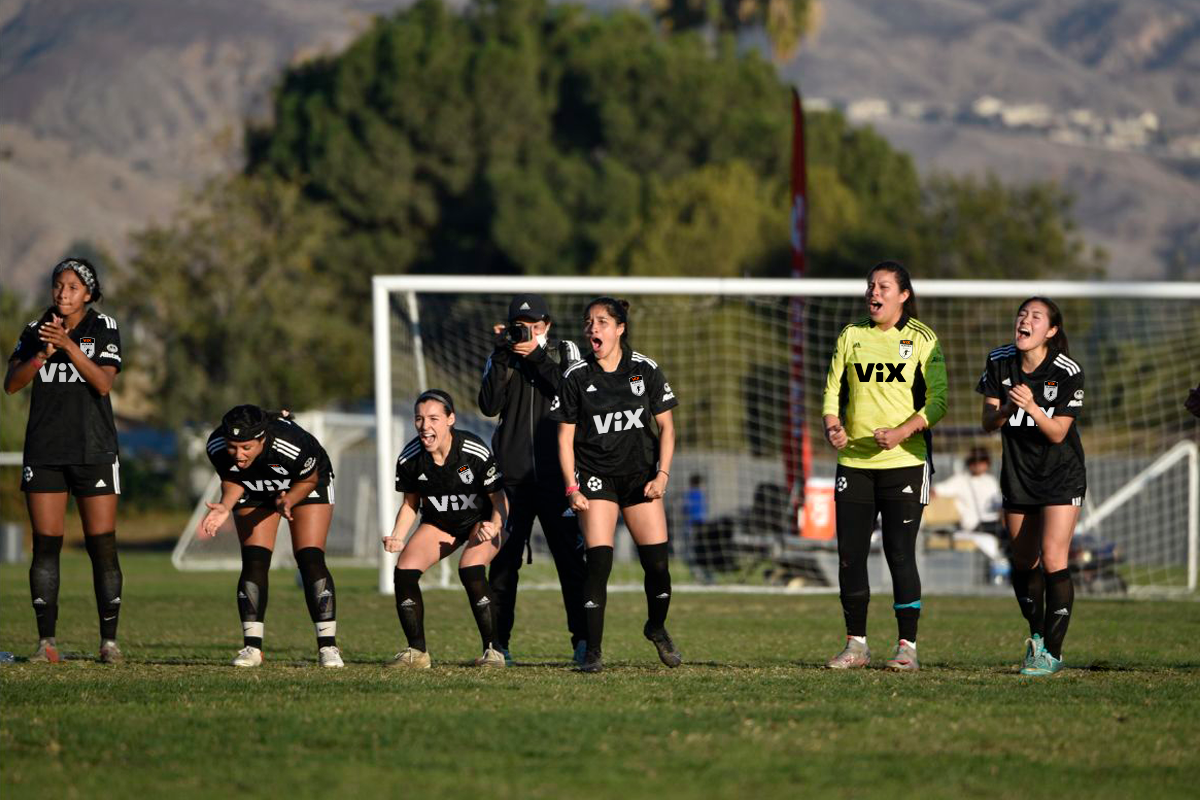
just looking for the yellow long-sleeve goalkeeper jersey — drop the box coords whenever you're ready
[821,314,948,469]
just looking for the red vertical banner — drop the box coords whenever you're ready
[784,87,812,533]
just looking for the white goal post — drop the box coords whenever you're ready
[373,276,1200,596]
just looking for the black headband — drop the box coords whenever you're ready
[53,259,97,294]
[416,389,455,414]
[224,421,267,441]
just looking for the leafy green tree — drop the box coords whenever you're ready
[649,0,815,61]
[115,176,364,430]
[915,173,1107,279]
[1,288,39,520]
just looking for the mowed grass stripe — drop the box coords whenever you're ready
[2,553,1199,800]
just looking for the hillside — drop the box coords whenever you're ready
[1,0,1198,296]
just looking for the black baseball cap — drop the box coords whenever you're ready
[508,293,550,323]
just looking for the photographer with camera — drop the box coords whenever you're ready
[478,294,588,665]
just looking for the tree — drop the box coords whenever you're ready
[915,173,1107,279]
[650,0,816,62]
[115,176,364,430]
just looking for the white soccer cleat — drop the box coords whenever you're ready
[826,637,871,669]
[474,647,506,668]
[385,647,431,669]
[231,646,263,668]
[318,646,344,668]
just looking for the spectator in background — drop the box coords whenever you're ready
[1186,383,1200,418]
[933,447,1003,538]
[681,473,711,583]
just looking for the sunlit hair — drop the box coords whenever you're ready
[867,260,918,319]
[1018,296,1069,355]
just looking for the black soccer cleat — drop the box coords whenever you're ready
[643,622,682,668]
[578,647,603,673]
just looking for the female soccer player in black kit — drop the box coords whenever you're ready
[197,405,343,668]
[553,297,681,673]
[6,259,125,664]
[382,390,509,668]
[979,297,1086,676]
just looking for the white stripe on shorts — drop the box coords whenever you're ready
[113,457,122,495]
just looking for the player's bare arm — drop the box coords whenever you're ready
[384,492,421,553]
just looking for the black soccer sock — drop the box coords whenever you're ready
[637,542,672,630]
[84,532,123,641]
[237,545,272,649]
[487,526,527,650]
[1043,569,1074,659]
[881,503,923,642]
[459,565,498,652]
[1011,566,1045,639]
[583,546,614,650]
[835,502,875,637]
[295,547,337,648]
[29,533,63,640]
[393,568,426,652]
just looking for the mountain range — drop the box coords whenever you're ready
[2,0,1198,298]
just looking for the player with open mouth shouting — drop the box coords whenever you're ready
[553,297,681,673]
[822,261,947,672]
[979,297,1086,676]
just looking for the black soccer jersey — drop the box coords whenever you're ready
[552,348,678,477]
[206,417,333,503]
[394,428,503,535]
[11,308,122,465]
[976,344,1087,506]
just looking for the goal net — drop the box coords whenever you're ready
[373,276,1200,598]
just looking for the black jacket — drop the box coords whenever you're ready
[478,339,579,490]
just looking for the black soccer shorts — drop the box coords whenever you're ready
[576,468,658,508]
[834,463,929,506]
[236,479,335,509]
[21,461,121,497]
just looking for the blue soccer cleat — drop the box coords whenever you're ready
[1020,647,1064,677]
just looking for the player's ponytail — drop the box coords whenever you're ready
[1019,296,1070,355]
[585,296,631,349]
[868,261,918,319]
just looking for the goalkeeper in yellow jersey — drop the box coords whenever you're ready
[821,261,947,671]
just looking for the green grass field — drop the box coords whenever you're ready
[2,552,1199,799]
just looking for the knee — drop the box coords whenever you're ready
[394,567,422,593]
[240,546,273,581]
[295,547,328,578]
[637,542,669,573]
[458,564,486,587]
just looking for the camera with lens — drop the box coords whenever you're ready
[498,322,534,347]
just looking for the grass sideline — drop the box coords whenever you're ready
[2,553,1199,800]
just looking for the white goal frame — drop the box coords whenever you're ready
[373,276,1200,595]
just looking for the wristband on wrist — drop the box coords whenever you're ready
[657,469,669,477]
[565,484,580,496]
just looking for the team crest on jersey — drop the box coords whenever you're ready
[898,339,913,359]
[458,464,474,484]
[80,337,95,358]
[1043,381,1058,402]
[268,464,288,476]
[630,375,645,397]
